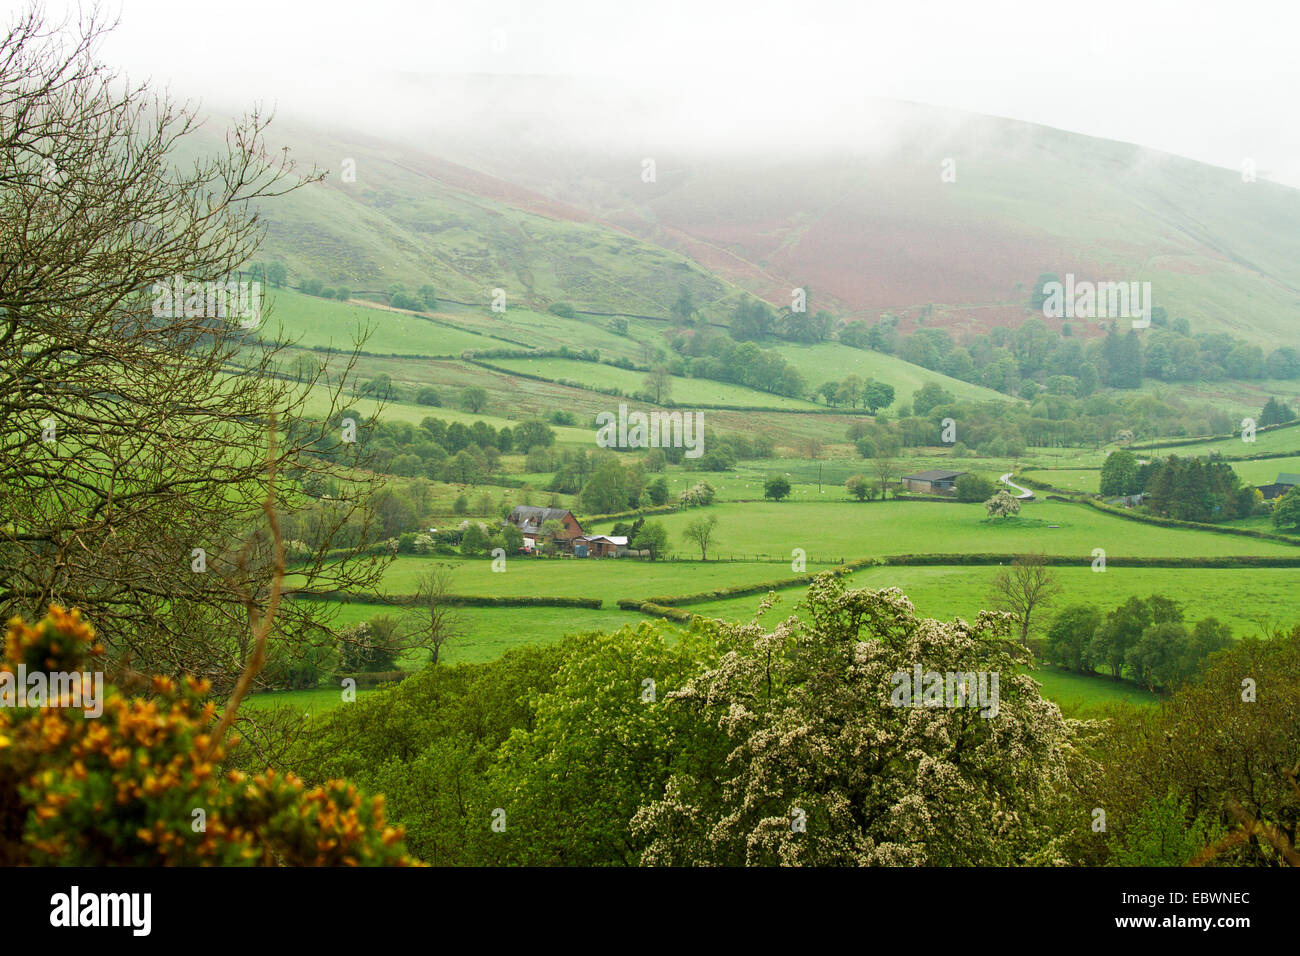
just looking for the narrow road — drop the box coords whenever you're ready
[999,473,1035,500]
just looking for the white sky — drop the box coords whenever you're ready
[22,0,1300,185]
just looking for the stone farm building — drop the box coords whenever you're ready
[900,469,966,495]
[505,505,583,552]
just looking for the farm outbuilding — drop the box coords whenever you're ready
[576,535,629,557]
[1258,473,1300,500]
[900,469,966,495]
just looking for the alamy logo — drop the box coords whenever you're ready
[595,403,704,459]
[1040,273,1152,328]
[889,665,999,717]
[0,666,103,717]
[50,886,151,936]
[152,275,263,329]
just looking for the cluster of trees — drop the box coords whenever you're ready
[609,517,670,559]
[1046,595,1233,691]
[677,480,717,509]
[386,282,438,312]
[249,260,288,288]
[845,382,1238,458]
[459,519,526,558]
[665,330,808,399]
[1101,450,1263,522]
[725,296,837,345]
[1260,396,1297,426]
[813,376,895,411]
[840,307,1299,399]
[578,456,655,514]
[298,277,353,302]
[310,413,557,484]
[269,575,1084,865]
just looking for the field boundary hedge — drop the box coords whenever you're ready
[880,553,1300,568]
[1073,497,1300,545]
[291,589,604,609]
[465,358,862,415]
[619,559,876,615]
[1129,419,1300,452]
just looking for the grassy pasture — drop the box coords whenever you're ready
[769,341,1013,409]
[262,289,502,355]
[485,356,822,409]
[298,381,595,444]
[681,564,1297,638]
[371,553,839,601]
[430,306,666,362]
[590,499,1300,560]
[1135,421,1300,455]
[296,598,645,665]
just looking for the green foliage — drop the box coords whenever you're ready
[631,575,1076,865]
[681,514,719,559]
[1076,625,1300,866]
[763,475,792,501]
[1272,486,1300,532]
[632,522,668,559]
[845,474,873,501]
[1045,604,1101,672]
[1099,448,1139,497]
[458,386,489,413]
[954,473,996,502]
[646,476,670,506]
[1106,794,1225,867]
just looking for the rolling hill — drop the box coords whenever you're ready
[232,83,1300,350]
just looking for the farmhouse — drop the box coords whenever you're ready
[901,469,966,495]
[505,505,583,552]
[1257,473,1300,500]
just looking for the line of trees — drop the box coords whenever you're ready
[1046,595,1233,692]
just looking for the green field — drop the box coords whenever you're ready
[1135,421,1300,456]
[486,356,821,409]
[590,499,1300,560]
[371,553,838,600]
[680,564,1298,638]
[297,380,596,444]
[242,686,382,715]
[261,289,503,355]
[299,598,646,665]
[770,341,1013,410]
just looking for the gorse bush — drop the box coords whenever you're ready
[0,607,419,866]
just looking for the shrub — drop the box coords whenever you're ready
[0,607,418,866]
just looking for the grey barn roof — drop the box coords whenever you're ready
[902,469,966,482]
[507,505,576,532]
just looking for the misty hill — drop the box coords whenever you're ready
[241,82,1300,348]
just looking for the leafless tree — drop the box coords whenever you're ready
[871,454,898,499]
[643,365,672,405]
[989,553,1061,649]
[405,566,463,665]
[0,5,387,690]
